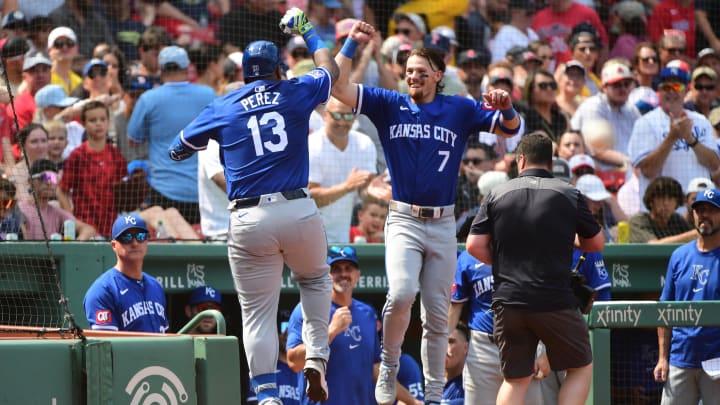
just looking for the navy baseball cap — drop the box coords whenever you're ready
[692,188,720,209]
[327,246,359,267]
[423,33,451,54]
[188,285,222,306]
[111,213,149,240]
[82,58,108,77]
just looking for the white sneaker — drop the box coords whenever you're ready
[258,398,283,405]
[304,358,328,402]
[375,362,398,405]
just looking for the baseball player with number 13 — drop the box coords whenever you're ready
[168,10,339,405]
[329,18,522,405]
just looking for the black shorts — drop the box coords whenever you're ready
[494,304,592,379]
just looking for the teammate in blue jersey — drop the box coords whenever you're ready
[397,353,425,404]
[330,21,522,405]
[83,214,169,333]
[654,188,720,404]
[449,250,546,405]
[286,246,417,405]
[167,8,339,405]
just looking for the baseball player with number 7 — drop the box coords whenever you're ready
[329,19,522,405]
[168,9,340,405]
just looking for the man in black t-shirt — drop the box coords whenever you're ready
[466,133,604,405]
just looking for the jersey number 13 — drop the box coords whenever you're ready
[247,112,288,156]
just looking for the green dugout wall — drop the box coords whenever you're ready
[0,242,681,404]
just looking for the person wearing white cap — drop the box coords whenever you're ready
[575,173,628,242]
[47,2,113,57]
[13,52,51,130]
[570,60,641,168]
[390,12,426,42]
[47,26,80,95]
[127,45,216,225]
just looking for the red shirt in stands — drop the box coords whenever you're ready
[647,0,695,58]
[531,2,608,64]
[349,226,383,243]
[59,142,126,237]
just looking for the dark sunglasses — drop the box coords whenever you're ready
[695,83,716,91]
[640,56,657,63]
[116,231,149,244]
[538,55,554,61]
[609,80,633,90]
[87,67,108,79]
[31,171,58,185]
[462,157,487,165]
[537,81,558,91]
[577,46,597,53]
[0,199,15,210]
[394,28,412,36]
[328,111,354,121]
[53,39,76,49]
[664,47,686,54]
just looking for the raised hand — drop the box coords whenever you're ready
[482,88,513,111]
[348,20,375,44]
[279,7,314,36]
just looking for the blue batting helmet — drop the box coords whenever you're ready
[242,40,281,79]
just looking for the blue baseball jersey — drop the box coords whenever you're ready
[247,361,301,405]
[83,268,169,333]
[175,68,332,200]
[357,85,500,206]
[572,250,612,301]
[287,299,380,405]
[660,241,720,368]
[441,374,464,404]
[451,250,494,334]
[397,353,424,403]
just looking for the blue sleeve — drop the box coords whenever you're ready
[579,251,612,301]
[286,304,305,350]
[452,254,471,302]
[659,251,679,301]
[296,67,332,107]
[357,85,394,137]
[397,354,424,401]
[469,99,501,134]
[127,94,149,143]
[178,102,220,150]
[83,277,120,331]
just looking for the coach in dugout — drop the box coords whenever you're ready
[83,213,169,333]
[466,133,604,405]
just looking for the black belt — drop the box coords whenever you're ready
[232,188,307,209]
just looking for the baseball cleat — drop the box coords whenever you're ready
[304,358,328,402]
[375,362,398,405]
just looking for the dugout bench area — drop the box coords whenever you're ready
[0,243,691,404]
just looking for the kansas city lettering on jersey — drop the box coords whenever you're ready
[388,124,458,147]
[473,275,493,298]
[239,91,281,111]
[121,300,166,327]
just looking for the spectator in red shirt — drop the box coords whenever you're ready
[647,0,696,60]
[349,197,388,243]
[57,100,126,238]
[531,0,608,64]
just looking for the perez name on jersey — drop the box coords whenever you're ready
[239,89,281,111]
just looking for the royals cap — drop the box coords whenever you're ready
[692,188,720,209]
[111,213,149,240]
[188,285,222,306]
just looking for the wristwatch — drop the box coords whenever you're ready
[688,138,699,148]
